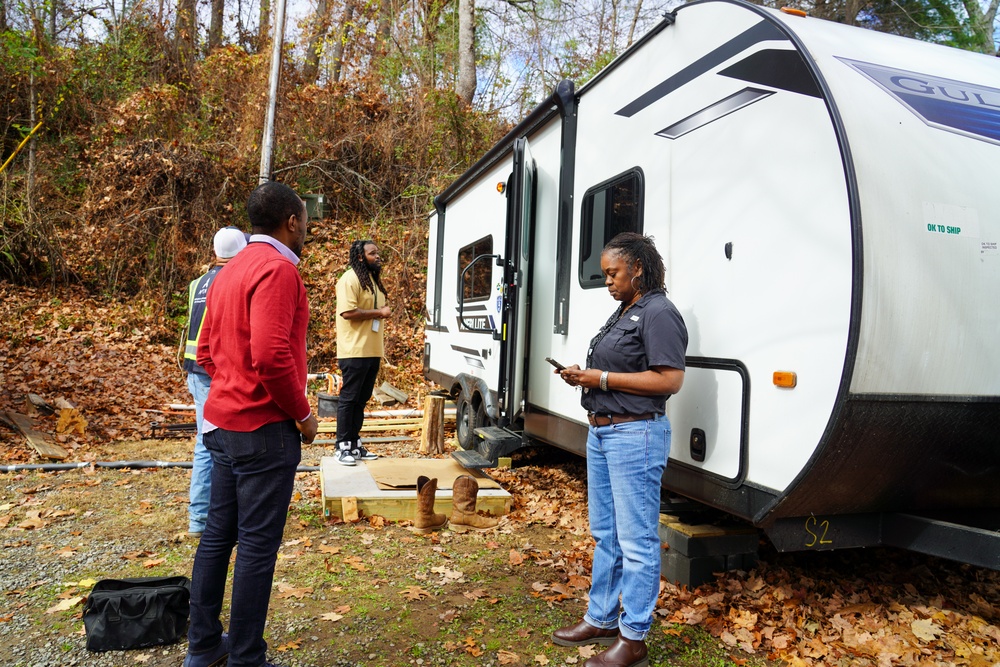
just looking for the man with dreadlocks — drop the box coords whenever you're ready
[334,239,391,465]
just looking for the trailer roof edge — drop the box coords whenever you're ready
[435,80,576,211]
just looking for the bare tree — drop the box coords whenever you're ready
[258,0,270,52]
[302,0,332,82]
[208,0,224,49]
[330,0,355,83]
[457,0,476,105]
[958,0,1000,53]
[175,0,197,68]
[376,0,394,49]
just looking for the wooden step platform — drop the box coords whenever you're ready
[320,457,511,522]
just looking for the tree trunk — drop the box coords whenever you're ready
[302,0,331,83]
[959,0,1000,54]
[0,0,7,33]
[456,0,476,106]
[48,0,56,39]
[27,70,37,217]
[330,1,355,84]
[626,0,643,47]
[258,0,271,53]
[376,0,393,49]
[176,0,197,68]
[208,0,224,50]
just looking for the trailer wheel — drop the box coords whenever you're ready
[456,395,486,450]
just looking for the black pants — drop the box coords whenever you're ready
[336,357,381,444]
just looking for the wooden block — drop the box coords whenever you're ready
[6,412,70,460]
[27,394,55,415]
[379,382,409,404]
[419,395,445,455]
[341,497,359,522]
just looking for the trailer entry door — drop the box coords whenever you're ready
[497,138,536,424]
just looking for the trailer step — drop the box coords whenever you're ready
[451,449,496,469]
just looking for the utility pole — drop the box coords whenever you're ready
[258,0,288,184]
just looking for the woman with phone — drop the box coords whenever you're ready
[550,232,687,667]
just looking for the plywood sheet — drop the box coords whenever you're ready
[365,458,500,490]
[320,457,509,522]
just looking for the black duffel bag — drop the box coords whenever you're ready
[83,576,191,651]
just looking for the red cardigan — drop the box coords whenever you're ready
[197,242,311,431]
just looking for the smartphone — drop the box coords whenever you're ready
[545,357,566,371]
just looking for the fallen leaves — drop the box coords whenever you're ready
[45,596,84,614]
[275,583,313,599]
[400,586,430,601]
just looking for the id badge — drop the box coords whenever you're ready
[371,319,380,332]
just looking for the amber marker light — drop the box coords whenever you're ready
[780,6,808,16]
[497,182,506,194]
[773,371,797,388]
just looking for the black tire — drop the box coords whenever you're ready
[457,394,490,450]
[474,400,488,432]
[456,396,476,450]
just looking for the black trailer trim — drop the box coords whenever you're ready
[850,392,1000,403]
[882,513,1000,570]
[662,465,777,521]
[523,405,589,457]
[615,19,787,117]
[765,512,1000,570]
[662,357,750,491]
[553,84,578,335]
[431,206,446,328]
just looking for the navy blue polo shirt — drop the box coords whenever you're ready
[580,290,688,416]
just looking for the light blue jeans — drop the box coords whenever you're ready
[584,415,670,641]
[186,372,213,534]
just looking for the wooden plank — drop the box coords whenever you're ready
[5,412,70,460]
[317,423,423,433]
[320,457,510,522]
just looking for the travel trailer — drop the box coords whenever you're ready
[423,0,1000,568]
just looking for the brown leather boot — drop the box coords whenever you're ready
[449,475,498,533]
[413,476,447,533]
[551,619,619,646]
[583,636,648,667]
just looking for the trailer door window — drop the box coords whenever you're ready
[579,169,644,288]
[458,236,493,301]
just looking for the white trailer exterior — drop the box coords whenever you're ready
[424,0,1000,566]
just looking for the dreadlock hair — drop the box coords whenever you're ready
[603,232,666,295]
[349,239,389,297]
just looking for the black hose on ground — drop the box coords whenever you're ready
[0,460,319,473]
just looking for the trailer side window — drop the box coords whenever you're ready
[579,169,644,288]
[458,236,493,302]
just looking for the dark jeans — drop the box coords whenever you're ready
[336,357,381,443]
[188,420,301,667]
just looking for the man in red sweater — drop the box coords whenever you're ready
[183,181,318,667]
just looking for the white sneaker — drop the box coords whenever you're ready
[352,440,378,461]
[335,444,356,466]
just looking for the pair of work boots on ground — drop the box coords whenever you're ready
[334,439,378,466]
[413,474,498,533]
[552,620,649,667]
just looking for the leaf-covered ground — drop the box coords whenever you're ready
[1,282,999,667]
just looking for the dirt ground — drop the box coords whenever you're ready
[0,433,765,667]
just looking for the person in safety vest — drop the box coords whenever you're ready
[182,226,248,537]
